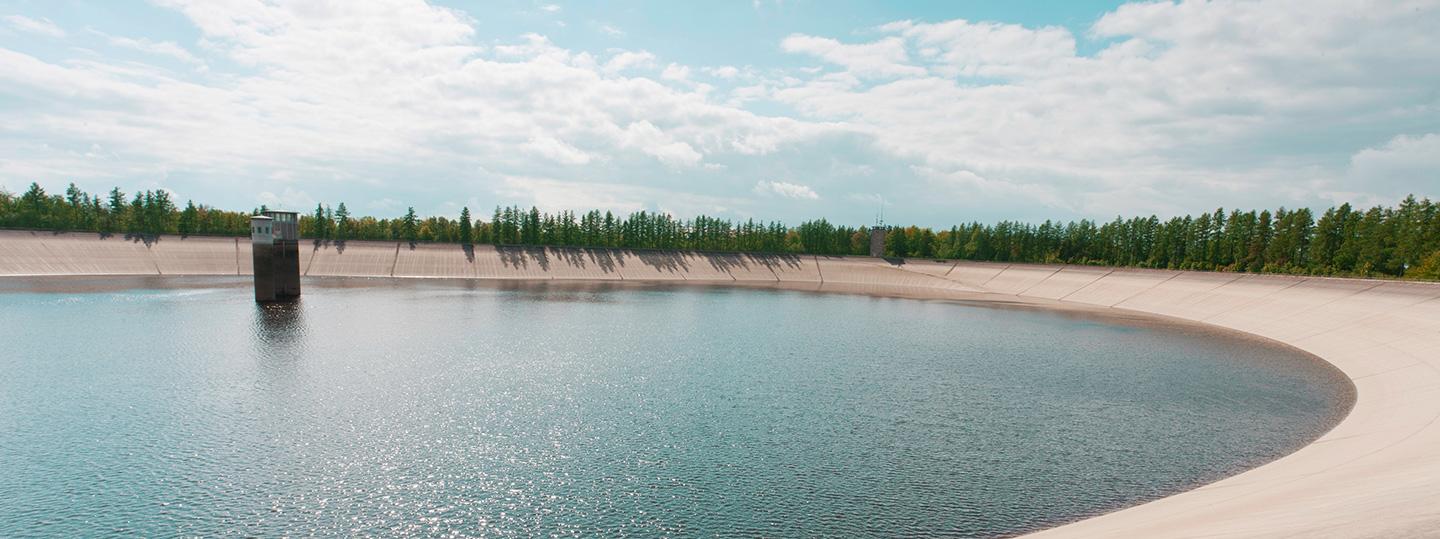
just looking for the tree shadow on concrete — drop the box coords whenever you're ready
[586,248,619,274]
[695,252,802,274]
[553,246,589,271]
[497,245,527,269]
[497,245,550,271]
[312,238,344,254]
[49,230,114,240]
[546,247,628,276]
[124,232,159,246]
[749,253,804,272]
[634,249,689,275]
[700,252,746,274]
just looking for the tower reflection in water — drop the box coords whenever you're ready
[251,298,309,365]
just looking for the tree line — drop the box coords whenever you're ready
[3,182,1438,280]
[0,183,254,237]
[882,200,1440,280]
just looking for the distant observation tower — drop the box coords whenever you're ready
[251,210,301,302]
[869,199,888,258]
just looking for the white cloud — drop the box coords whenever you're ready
[366,197,404,212]
[772,0,1440,216]
[660,63,689,81]
[94,30,204,66]
[615,121,704,167]
[499,176,647,215]
[257,187,316,211]
[4,0,1438,226]
[0,0,826,202]
[524,137,593,165]
[780,34,926,78]
[595,23,625,37]
[539,4,561,13]
[704,65,740,79]
[754,180,819,200]
[498,176,744,216]
[601,50,655,74]
[3,15,64,38]
[912,166,1072,211]
[882,19,1074,78]
[1347,133,1440,199]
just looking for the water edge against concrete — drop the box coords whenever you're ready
[3,229,1438,537]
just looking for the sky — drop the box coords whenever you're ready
[1,0,1437,227]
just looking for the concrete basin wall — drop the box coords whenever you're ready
[2,229,1438,537]
[972,265,1440,538]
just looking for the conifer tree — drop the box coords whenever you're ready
[401,207,418,243]
[459,206,473,245]
[334,203,351,240]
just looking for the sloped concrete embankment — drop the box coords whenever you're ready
[0,231,973,296]
[3,229,1438,537]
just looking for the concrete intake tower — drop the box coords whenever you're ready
[251,210,301,302]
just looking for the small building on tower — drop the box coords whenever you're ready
[869,225,888,258]
[251,210,301,302]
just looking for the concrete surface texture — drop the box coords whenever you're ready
[2,229,1439,538]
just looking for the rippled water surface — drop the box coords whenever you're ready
[0,277,1351,537]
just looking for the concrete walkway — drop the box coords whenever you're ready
[3,230,1438,537]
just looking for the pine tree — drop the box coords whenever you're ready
[458,206,473,245]
[401,207,418,242]
[334,203,351,240]
[106,188,126,233]
[312,203,329,239]
[20,183,48,228]
[179,201,199,236]
[152,190,176,234]
[127,192,144,234]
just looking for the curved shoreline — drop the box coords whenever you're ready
[4,230,1439,537]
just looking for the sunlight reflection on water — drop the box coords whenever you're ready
[0,278,1351,537]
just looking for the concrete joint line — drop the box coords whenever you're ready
[36,238,59,274]
[302,243,318,276]
[1056,268,1115,302]
[890,260,972,291]
[978,263,1012,289]
[1326,395,1440,476]
[1108,270,1184,308]
[1162,272,1246,311]
[148,242,163,276]
[1284,282,1413,344]
[1348,361,1426,381]
[1016,265,1067,296]
[389,242,400,277]
[1199,275,1312,323]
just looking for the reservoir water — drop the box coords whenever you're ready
[0,277,1352,537]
